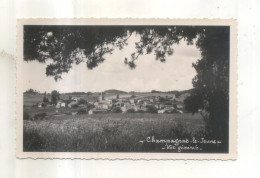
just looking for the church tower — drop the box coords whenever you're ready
[99,92,105,101]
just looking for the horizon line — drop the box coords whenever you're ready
[23,88,195,94]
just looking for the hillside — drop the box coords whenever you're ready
[150,88,194,94]
[104,89,128,94]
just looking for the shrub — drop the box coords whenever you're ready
[77,109,87,115]
[71,104,79,108]
[78,99,87,104]
[146,105,158,113]
[43,98,48,103]
[136,110,145,113]
[87,104,95,110]
[126,109,135,113]
[112,107,122,113]
[164,110,172,114]
[23,111,31,120]
[164,109,178,114]
[34,113,47,120]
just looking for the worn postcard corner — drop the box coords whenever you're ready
[16,18,237,160]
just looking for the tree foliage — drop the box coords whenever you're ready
[184,94,203,115]
[126,109,135,113]
[24,26,198,80]
[146,105,158,113]
[43,96,49,103]
[50,90,60,104]
[78,98,87,104]
[112,107,123,113]
[25,88,39,94]
[186,27,229,141]
[43,91,49,103]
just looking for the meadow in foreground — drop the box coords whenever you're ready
[23,113,225,152]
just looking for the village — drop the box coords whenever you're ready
[36,91,187,115]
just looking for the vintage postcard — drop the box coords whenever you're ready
[16,19,237,159]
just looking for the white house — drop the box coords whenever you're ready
[130,99,135,104]
[158,109,165,114]
[121,106,127,113]
[38,103,43,108]
[164,105,174,110]
[56,101,66,108]
[177,104,184,109]
[88,110,93,115]
[96,103,108,109]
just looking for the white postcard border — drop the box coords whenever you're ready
[16,18,237,160]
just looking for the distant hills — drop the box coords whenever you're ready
[24,88,195,95]
[151,88,194,94]
[66,89,186,95]
[104,89,128,94]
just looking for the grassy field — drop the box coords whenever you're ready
[24,94,44,106]
[22,113,223,152]
[24,93,76,106]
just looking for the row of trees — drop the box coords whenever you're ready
[42,90,60,104]
[24,88,40,95]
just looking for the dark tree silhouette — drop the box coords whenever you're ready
[184,94,203,115]
[43,91,49,103]
[25,88,38,94]
[24,25,230,150]
[187,27,230,147]
[24,26,199,80]
[51,90,60,104]
[146,105,158,113]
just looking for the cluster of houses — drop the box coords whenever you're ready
[37,92,187,114]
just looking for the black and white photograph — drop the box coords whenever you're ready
[2,0,260,176]
[17,19,237,159]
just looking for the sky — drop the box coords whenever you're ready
[23,35,201,93]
